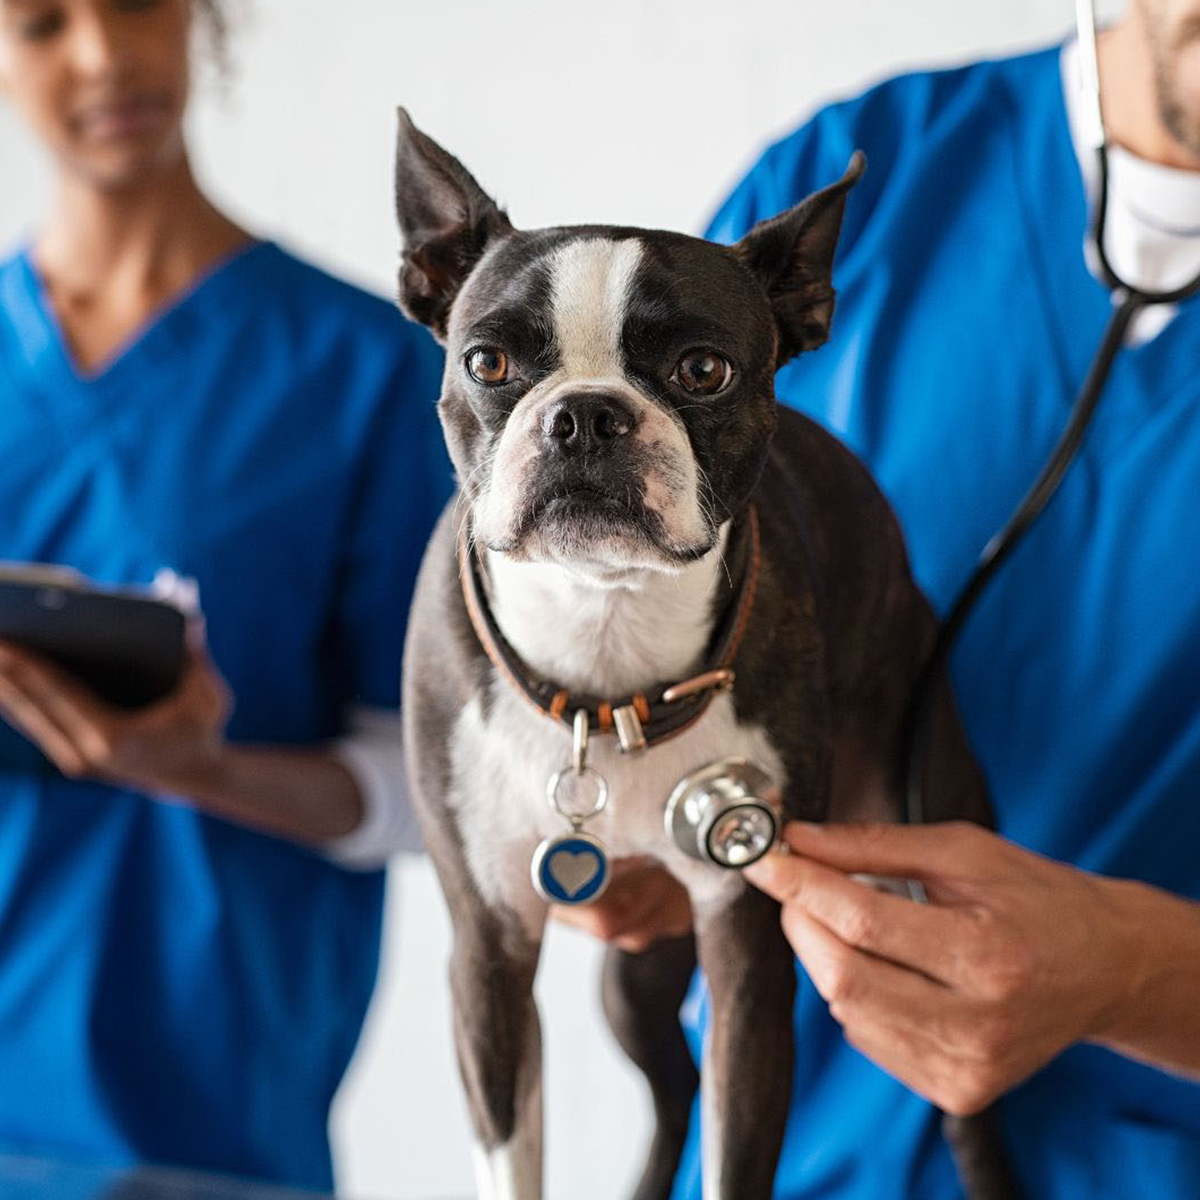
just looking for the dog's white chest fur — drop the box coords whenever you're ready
[449,688,783,929]
[445,539,785,934]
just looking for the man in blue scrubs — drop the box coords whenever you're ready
[684,2,1200,1197]
[564,2,1200,1197]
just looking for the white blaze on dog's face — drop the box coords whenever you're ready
[394,110,863,579]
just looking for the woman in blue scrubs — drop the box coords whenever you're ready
[0,0,448,1189]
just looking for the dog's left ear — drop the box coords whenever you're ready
[734,151,865,365]
[395,109,515,340]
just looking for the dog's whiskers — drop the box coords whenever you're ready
[691,459,731,588]
[453,447,499,537]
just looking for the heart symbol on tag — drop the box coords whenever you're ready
[548,849,600,899]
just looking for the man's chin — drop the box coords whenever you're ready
[1173,68,1200,155]
[1156,31,1200,161]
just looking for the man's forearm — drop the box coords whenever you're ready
[1096,877,1200,1080]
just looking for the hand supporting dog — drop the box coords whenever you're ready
[552,856,693,952]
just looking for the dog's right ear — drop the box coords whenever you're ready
[734,151,865,366]
[395,109,514,340]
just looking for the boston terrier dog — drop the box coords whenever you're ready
[395,111,1016,1200]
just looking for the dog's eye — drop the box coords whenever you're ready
[672,351,733,396]
[466,347,512,386]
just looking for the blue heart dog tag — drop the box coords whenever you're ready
[531,832,610,905]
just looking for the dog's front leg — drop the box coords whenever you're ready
[450,908,545,1200]
[694,884,796,1200]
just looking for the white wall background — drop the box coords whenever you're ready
[0,2,1122,1198]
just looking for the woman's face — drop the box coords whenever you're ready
[0,0,193,190]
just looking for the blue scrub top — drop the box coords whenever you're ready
[0,241,452,1190]
[675,44,1200,1200]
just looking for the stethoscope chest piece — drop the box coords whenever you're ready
[665,758,780,868]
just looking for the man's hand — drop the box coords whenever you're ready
[551,857,693,952]
[0,639,231,794]
[743,820,1170,1116]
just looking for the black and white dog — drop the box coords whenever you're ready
[395,112,1011,1200]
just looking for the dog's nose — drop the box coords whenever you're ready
[541,393,635,457]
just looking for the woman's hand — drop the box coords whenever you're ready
[0,639,231,795]
[744,820,1200,1115]
[0,639,365,846]
[551,856,693,952]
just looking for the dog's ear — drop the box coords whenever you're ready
[395,109,514,340]
[734,151,865,366]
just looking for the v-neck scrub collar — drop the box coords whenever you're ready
[2,238,272,404]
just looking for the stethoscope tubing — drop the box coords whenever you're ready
[901,282,1146,826]
[902,143,1200,825]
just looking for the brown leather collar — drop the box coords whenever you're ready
[458,506,761,752]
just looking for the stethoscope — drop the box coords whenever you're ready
[902,0,1200,830]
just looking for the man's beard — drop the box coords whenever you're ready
[1148,11,1200,159]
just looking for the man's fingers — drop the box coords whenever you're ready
[782,906,1000,1113]
[780,903,951,1013]
[746,850,969,985]
[777,819,999,882]
[838,1018,972,1115]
